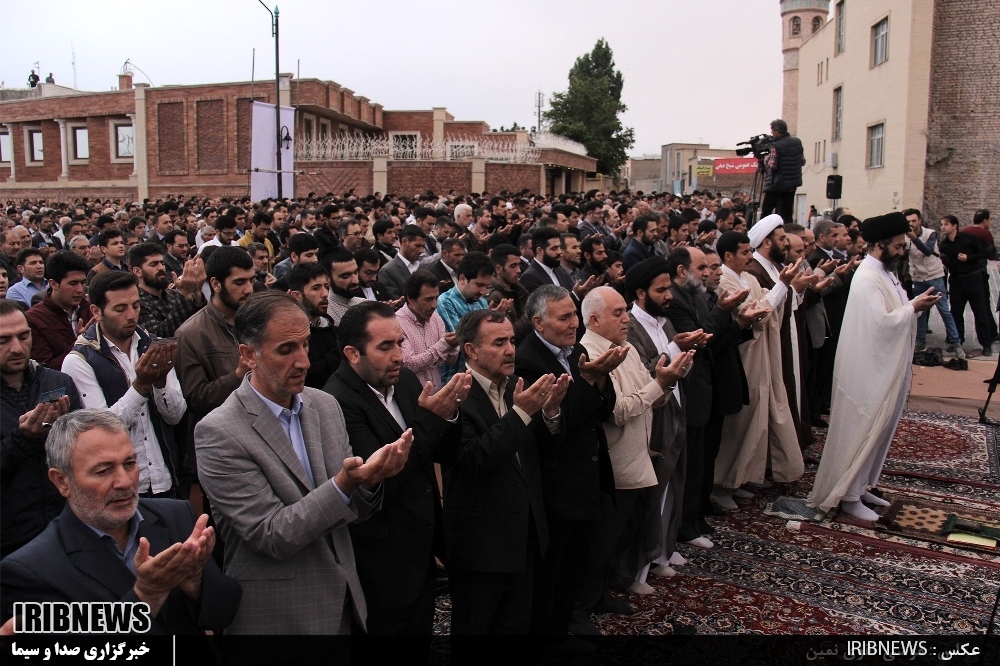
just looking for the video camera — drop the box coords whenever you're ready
[736,134,773,160]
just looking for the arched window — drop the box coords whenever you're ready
[791,16,802,36]
[812,16,823,33]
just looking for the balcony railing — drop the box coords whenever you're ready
[296,135,540,163]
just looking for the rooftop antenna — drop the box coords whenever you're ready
[71,42,77,89]
[121,59,154,87]
[535,91,544,133]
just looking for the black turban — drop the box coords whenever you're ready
[625,256,671,301]
[860,212,910,243]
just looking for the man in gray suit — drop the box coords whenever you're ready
[379,225,427,300]
[195,291,413,635]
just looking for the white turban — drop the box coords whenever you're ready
[747,214,784,249]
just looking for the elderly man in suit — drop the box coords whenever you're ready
[445,310,567,644]
[514,285,626,651]
[195,291,413,635]
[324,301,470,636]
[1,409,241,634]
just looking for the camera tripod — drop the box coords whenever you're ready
[744,158,767,228]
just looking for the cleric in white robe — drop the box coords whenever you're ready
[808,212,941,521]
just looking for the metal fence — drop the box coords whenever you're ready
[295,134,541,163]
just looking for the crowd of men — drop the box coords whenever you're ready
[0,182,995,652]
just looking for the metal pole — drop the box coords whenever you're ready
[274,6,282,199]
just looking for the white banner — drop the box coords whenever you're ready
[250,101,295,201]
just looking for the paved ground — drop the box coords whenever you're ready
[922,261,999,361]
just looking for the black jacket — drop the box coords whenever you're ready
[305,315,340,389]
[323,364,461,610]
[513,332,615,522]
[0,499,242,633]
[313,226,340,267]
[442,377,549,573]
[427,259,455,295]
[764,132,805,193]
[0,362,82,557]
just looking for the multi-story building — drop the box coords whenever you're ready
[0,71,596,201]
[784,0,1000,223]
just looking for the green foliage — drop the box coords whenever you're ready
[543,39,635,178]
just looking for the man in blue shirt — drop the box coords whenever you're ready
[436,251,512,383]
[6,248,46,308]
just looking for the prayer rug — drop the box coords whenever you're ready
[875,493,1000,555]
[805,410,1000,490]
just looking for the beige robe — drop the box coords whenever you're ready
[715,267,803,489]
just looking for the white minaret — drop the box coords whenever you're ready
[780,0,830,134]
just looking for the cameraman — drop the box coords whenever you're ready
[761,119,805,225]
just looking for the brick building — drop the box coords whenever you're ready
[784,0,1000,224]
[0,72,596,201]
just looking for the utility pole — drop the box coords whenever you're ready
[260,1,282,198]
[535,91,544,133]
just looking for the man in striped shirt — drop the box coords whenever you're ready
[398,270,459,391]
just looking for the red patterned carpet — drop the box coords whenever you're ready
[433,411,1000,635]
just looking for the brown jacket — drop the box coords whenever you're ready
[175,300,242,425]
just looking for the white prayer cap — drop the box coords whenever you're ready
[747,214,784,249]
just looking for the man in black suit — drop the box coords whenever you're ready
[427,238,466,295]
[354,249,391,303]
[666,247,763,542]
[514,285,626,650]
[520,227,570,294]
[323,301,469,635]
[445,310,567,646]
[0,409,241,634]
[807,221,857,416]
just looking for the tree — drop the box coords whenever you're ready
[544,39,635,179]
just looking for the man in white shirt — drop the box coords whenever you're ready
[61,271,185,497]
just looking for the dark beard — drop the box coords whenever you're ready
[331,283,357,299]
[145,271,171,291]
[541,253,561,269]
[879,251,902,273]
[644,299,670,318]
[589,258,608,273]
[768,242,786,265]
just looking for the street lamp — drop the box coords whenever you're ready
[259,1,283,198]
[280,126,292,151]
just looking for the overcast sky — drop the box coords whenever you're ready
[2,0,795,156]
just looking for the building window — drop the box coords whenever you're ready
[389,132,419,160]
[110,121,134,164]
[303,117,314,142]
[835,1,846,54]
[25,127,43,164]
[319,120,330,140]
[791,16,801,36]
[812,16,823,33]
[833,87,843,141]
[814,142,821,164]
[867,123,884,168]
[872,17,889,66]
[0,132,11,164]
[73,127,89,159]
[69,123,89,164]
[817,62,823,85]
